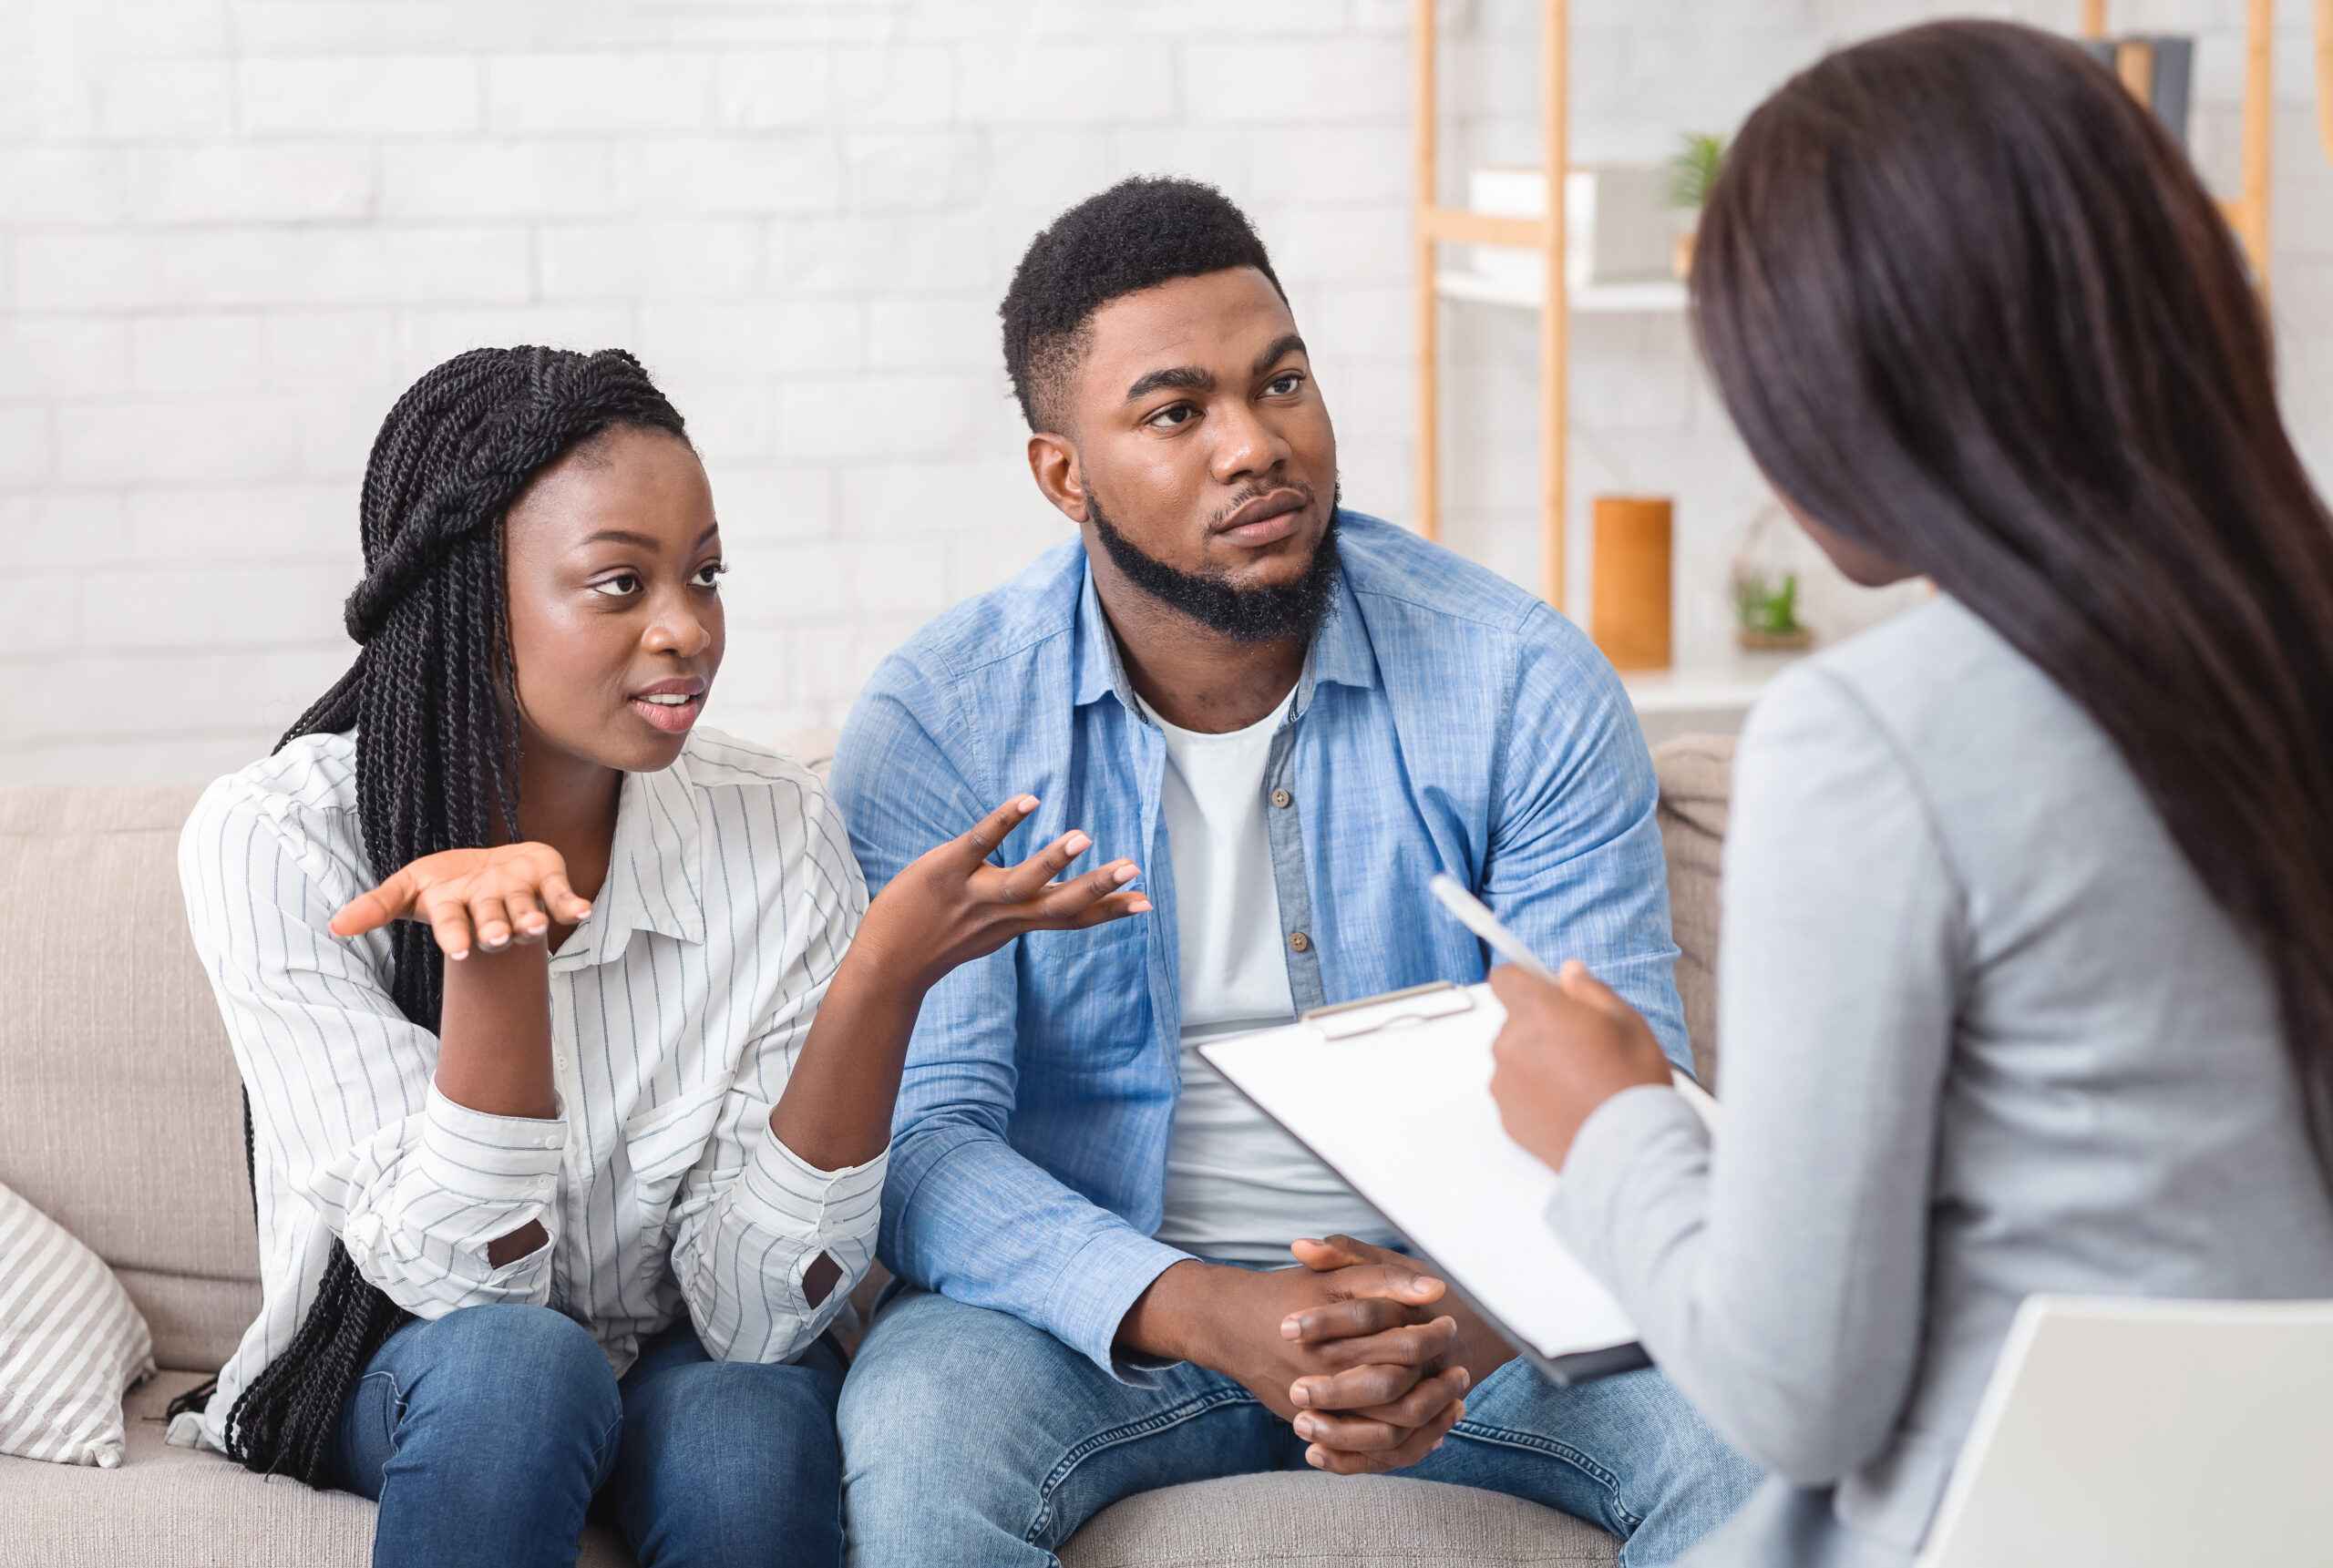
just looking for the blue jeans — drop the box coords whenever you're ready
[327,1302,846,1568]
[838,1286,1759,1568]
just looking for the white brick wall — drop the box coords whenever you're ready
[2,0,2328,784]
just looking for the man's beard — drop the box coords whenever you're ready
[1088,484,1342,644]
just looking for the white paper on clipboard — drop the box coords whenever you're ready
[1197,980,1715,1381]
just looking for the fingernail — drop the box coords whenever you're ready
[1128,900,1153,914]
[1065,832,1091,854]
[1306,1446,1326,1469]
[1280,1316,1302,1340]
[1294,1416,1317,1440]
[449,949,468,962]
[1019,795,1040,811]
[1454,1368,1471,1393]
[1113,865,1138,884]
[1290,1381,1311,1407]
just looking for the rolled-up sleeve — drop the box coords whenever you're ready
[665,774,887,1364]
[335,1083,567,1308]
[180,784,566,1319]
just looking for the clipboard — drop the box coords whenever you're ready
[1198,979,1706,1387]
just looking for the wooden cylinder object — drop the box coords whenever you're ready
[1590,496,1672,671]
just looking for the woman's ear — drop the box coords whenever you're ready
[1025,432,1087,524]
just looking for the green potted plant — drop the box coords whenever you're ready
[1731,503,1814,651]
[1669,131,1725,280]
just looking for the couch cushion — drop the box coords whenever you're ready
[1058,1473,1619,1566]
[7,1382,1615,1568]
[0,785,257,1373]
[1651,735,1735,1088]
[3,1370,632,1568]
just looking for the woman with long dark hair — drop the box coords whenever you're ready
[1484,20,2333,1564]
[167,345,1148,1567]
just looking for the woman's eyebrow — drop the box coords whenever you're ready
[580,524,721,549]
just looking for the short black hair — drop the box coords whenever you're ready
[1000,176,1286,432]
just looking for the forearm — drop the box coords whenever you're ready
[429,944,556,1265]
[767,946,925,1172]
[432,943,556,1120]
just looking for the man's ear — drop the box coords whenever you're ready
[1025,431,1087,524]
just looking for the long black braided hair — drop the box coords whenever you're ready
[169,346,690,1485]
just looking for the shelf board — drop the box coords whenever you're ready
[1620,651,1805,715]
[1434,269,1688,313]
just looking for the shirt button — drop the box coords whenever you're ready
[1289,930,1311,954]
[1271,788,1293,809]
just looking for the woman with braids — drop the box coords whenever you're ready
[1480,20,2333,1567]
[166,344,1148,1568]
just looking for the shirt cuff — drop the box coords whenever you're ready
[1544,1083,1710,1281]
[1046,1223,1191,1385]
[417,1081,567,1203]
[733,1126,889,1244]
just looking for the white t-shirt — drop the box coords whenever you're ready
[1142,687,1383,1264]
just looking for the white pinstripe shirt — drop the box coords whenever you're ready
[167,726,882,1453]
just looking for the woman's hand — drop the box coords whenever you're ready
[329,844,593,961]
[1486,961,1672,1171]
[851,795,1151,993]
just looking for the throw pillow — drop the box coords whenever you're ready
[0,1180,156,1467]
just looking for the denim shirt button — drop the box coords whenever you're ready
[1288,930,1311,953]
[1270,788,1293,809]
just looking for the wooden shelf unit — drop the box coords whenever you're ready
[2083,0,2279,290]
[1412,0,1572,609]
[1414,0,2297,621]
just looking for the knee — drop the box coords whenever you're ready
[651,1358,842,1491]
[837,1298,1011,1460]
[409,1304,620,1438]
[837,1296,1058,1525]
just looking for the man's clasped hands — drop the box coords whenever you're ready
[1119,1234,1517,1474]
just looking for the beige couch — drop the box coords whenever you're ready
[1,732,1733,1568]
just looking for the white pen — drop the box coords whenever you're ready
[1430,872,1719,1106]
[1428,873,1564,985]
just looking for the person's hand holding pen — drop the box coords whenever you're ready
[1427,873,1678,1173]
[1486,960,1673,1172]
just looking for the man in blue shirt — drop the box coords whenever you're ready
[831,178,1755,1564]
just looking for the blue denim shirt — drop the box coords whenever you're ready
[830,512,1686,1380]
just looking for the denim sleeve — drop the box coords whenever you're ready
[831,657,1186,1380]
[1482,604,1691,1071]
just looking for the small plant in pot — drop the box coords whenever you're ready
[1731,501,1816,652]
[1669,131,1725,280]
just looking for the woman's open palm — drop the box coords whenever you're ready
[331,844,594,961]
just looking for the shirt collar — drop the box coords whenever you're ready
[1069,518,1381,721]
[566,756,706,969]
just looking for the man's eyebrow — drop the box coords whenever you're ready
[580,523,722,549]
[1125,364,1213,404]
[1252,333,1308,378]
